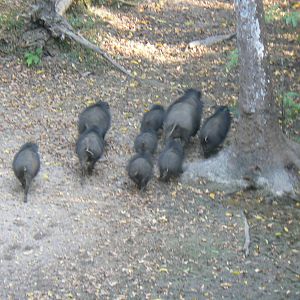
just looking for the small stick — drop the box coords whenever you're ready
[119,0,138,6]
[286,266,300,276]
[242,211,250,257]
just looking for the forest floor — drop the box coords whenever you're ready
[0,0,299,299]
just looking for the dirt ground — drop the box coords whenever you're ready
[0,0,299,299]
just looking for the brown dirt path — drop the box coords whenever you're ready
[0,0,299,299]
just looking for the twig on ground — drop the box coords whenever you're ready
[188,33,236,48]
[242,211,250,257]
[119,0,138,6]
[286,266,300,276]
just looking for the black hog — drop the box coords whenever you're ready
[168,89,202,114]
[78,101,111,138]
[199,106,231,157]
[76,127,105,177]
[134,129,158,154]
[158,139,184,181]
[12,142,40,203]
[140,104,165,132]
[127,153,153,190]
[164,89,203,144]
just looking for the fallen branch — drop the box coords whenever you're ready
[60,27,135,78]
[28,0,135,78]
[286,266,300,276]
[189,33,236,48]
[119,0,138,6]
[242,211,250,257]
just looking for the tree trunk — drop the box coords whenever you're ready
[183,0,300,199]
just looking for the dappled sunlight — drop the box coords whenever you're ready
[89,5,139,33]
[175,0,233,11]
[0,0,299,298]
[86,1,221,67]
[101,35,213,65]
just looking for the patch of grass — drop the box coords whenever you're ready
[68,15,95,30]
[265,3,299,29]
[59,41,104,71]
[284,11,300,28]
[229,103,239,119]
[24,48,43,67]
[283,91,300,121]
[225,48,239,73]
[55,19,104,70]
[0,12,25,32]
[265,4,281,24]
[293,135,300,143]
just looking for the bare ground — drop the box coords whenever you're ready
[0,0,299,299]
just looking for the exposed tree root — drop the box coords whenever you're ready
[188,32,236,48]
[182,147,300,200]
[25,0,135,78]
[287,138,300,156]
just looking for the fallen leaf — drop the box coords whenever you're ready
[159,267,169,273]
[120,127,128,133]
[43,173,49,181]
[131,60,139,65]
[184,20,194,26]
[254,215,264,221]
[255,268,261,273]
[231,270,241,276]
[158,215,168,223]
[85,99,95,106]
[220,282,232,289]
[130,81,138,88]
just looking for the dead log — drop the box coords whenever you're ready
[242,211,250,257]
[188,33,236,48]
[25,0,134,78]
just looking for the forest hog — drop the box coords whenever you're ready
[12,142,40,203]
[127,152,153,190]
[140,104,165,132]
[76,127,105,177]
[199,106,231,157]
[78,101,111,139]
[158,139,184,181]
[164,89,203,144]
[134,129,158,154]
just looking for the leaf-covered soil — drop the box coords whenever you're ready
[0,0,299,299]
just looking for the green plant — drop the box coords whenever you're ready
[0,13,25,31]
[284,11,300,28]
[229,103,239,118]
[265,4,281,23]
[68,15,95,30]
[24,48,43,67]
[265,3,299,28]
[283,91,300,120]
[225,48,239,73]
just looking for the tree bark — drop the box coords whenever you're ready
[183,0,300,199]
[54,0,74,15]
